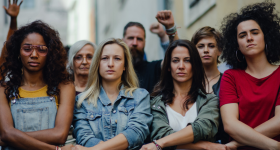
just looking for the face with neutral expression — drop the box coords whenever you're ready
[99,43,125,83]
[196,37,221,66]
[73,44,95,76]
[170,46,193,84]
[20,33,47,73]
[237,20,265,57]
[123,26,145,65]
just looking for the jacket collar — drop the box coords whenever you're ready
[98,84,133,106]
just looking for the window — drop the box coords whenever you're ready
[184,0,216,28]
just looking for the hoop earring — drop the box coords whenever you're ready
[265,44,268,56]
[236,50,243,62]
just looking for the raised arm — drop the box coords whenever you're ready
[0,86,57,150]
[156,10,179,42]
[25,82,75,145]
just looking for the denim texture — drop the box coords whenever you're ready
[73,86,153,150]
[3,96,57,150]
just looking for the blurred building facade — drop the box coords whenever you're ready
[170,0,280,40]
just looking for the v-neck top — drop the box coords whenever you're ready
[166,102,197,132]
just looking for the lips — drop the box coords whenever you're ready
[247,44,256,48]
[106,70,115,73]
[203,55,211,59]
[177,72,186,76]
[28,62,40,67]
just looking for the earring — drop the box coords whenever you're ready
[18,56,21,60]
[265,44,268,56]
[236,50,244,62]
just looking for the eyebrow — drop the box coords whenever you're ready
[172,57,190,59]
[238,28,259,36]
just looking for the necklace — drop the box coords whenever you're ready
[207,73,220,83]
[206,73,220,94]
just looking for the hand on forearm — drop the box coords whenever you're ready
[177,141,227,150]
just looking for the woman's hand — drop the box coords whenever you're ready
[61,144,75,150]
[205,143,227,150]
[140,143,158,150]
[3,0,23,18]
[155,10,175,29]
[225,141,238,150]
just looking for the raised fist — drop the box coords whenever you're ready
[150,22,166,38]
[155,10,175,29]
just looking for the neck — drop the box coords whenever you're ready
[74,74,88,92]
[245,52,273,75]
[203,63,220,80]
[173,79,192,97]
[22,69,45,86]
[101,78,121,103]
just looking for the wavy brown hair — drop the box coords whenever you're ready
[0,20,71,101]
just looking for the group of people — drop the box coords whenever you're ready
[0,0,279,150]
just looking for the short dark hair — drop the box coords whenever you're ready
[220,1,280,69]
[123,22,146,38]
[152,40,206,109]
[191,26,223,63]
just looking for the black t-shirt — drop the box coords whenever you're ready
[134,60,162,93]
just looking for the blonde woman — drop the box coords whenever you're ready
[66,38,153,150]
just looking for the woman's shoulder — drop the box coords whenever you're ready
[150,94,163,105]
[130,88,149,99]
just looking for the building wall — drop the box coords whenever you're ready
[0,0,68,47]
[172,0,280,40]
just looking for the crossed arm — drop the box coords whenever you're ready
[221,104,280,149]
[0,83,75,149]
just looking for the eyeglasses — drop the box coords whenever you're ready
[74,55,93,63]
[21,44,48,56]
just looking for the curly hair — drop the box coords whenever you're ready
[0,20,71,101]
[220,1,280,69]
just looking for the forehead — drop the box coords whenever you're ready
[76,45,94,55]
[237,20,261,33]
[125,26,145,39]
[102,43,124,56]
[172,46,190,57]
[197,37,217,44]
[22,33,46,45]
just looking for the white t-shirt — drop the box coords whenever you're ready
[166,102,198,150]
[166,102,197,132]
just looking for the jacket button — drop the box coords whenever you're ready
[113,110,116,113]
[153,105,155,108]
[125,110,127,113]
[115,120,117,123]
[90,115,94,118]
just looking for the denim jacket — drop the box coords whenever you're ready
[73,86,153,150]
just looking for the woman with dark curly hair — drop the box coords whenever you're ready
[219,1,280,149]
[0,20,75,150]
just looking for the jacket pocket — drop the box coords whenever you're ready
[86,111,102,136]
[16,107,49,132]
[118,105,135,129]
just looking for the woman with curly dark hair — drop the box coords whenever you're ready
[219,1,280,149]
[0,20,75,150]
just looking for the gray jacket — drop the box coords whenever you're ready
[150,90,220,149]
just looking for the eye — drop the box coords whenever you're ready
[87,55,93,60]
[172,60,179,63]
[75,56,83,60]
[184,59,190,62]
[101,57,108,60]
[115,57,121,60]
[252,32,258,35]
[197,45,204,49]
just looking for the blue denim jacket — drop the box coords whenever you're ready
[73,86,153,150]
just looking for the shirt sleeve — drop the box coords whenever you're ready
[219,70,239,107]
[276,88,280,106]
[72,96,103,147]
[121,89,153,150]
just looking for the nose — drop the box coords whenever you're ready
[203,46,209,53]
[132,38,138,46]
[247,33,253,42]
[179,60,185,70]
[108,57,114,68]
[82,57,87,64]
[30,49,39,58]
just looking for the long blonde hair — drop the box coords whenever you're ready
[77,38,139,107]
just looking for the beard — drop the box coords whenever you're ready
[130,47,144,67]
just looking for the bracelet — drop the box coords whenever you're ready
[56,146,61,150]
[165,24,177,35]
[152,140,162,150]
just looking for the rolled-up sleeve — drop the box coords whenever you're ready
[121,89,153,149]
[72,97,102,147]
[188,95,220,143]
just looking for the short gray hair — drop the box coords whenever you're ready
[67,40,97,74]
